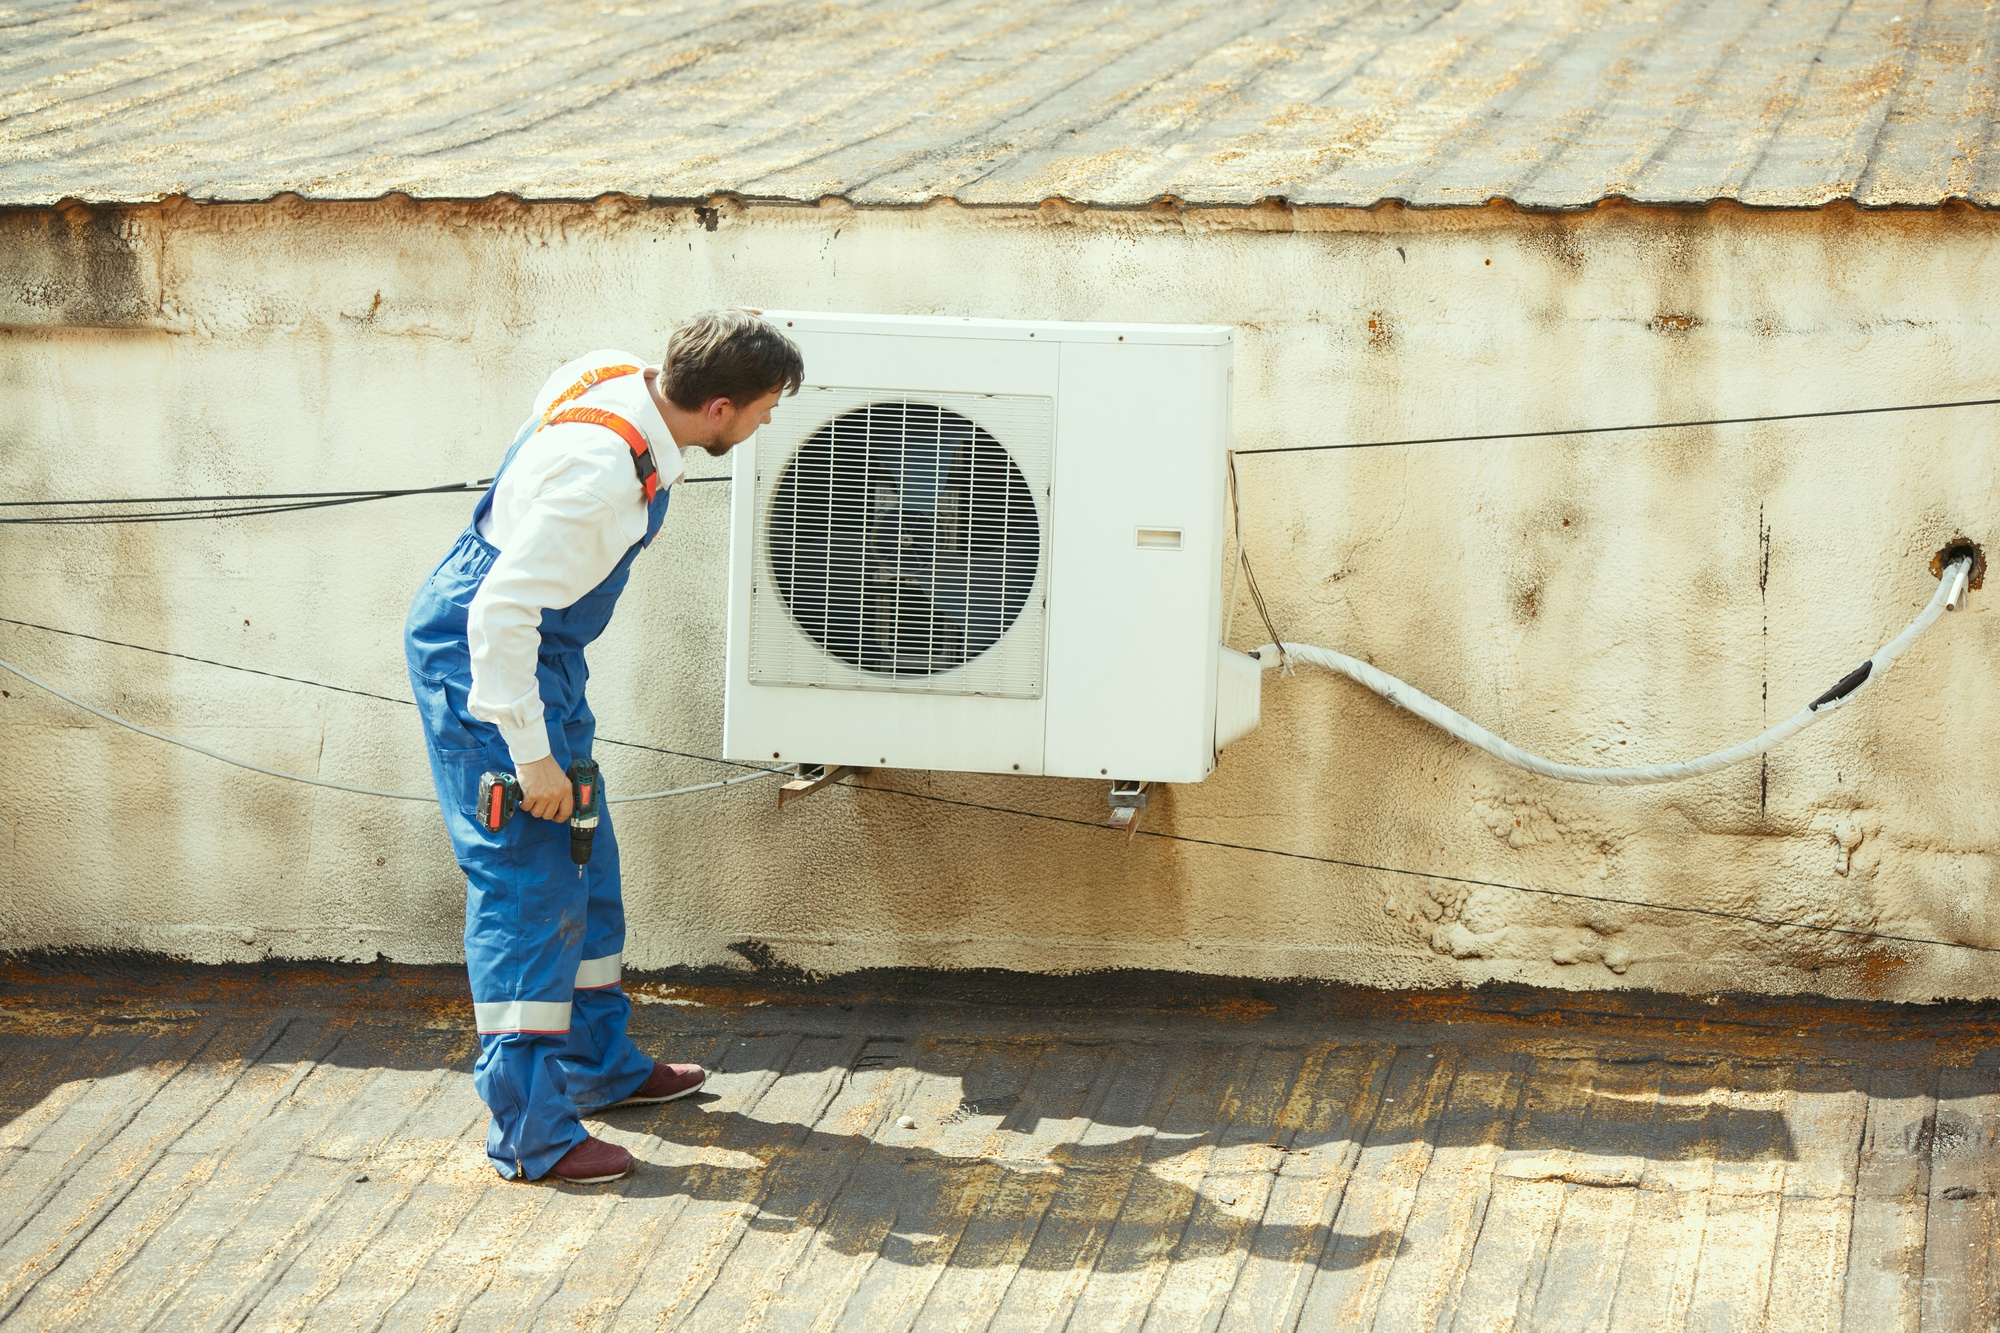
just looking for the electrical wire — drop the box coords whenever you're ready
[0,479,496,526]
[3,392,1982,521]
[0,616,415,705]
[0,654,782,804]
[1260,558,1972,786]
[3,632,1989,956]
[5,395,1990,943]
[1224,452,1287,669]
[5,499,435,526]
[0,482,494,507]
[1222,456,1243,647]
[0,656,434,801]
[1227,452,1287,667]
[0,616,780,773]
[0,475,729,526]
[613,770,777,802]
[835,781,2000,957]
[1232,395,2000,457]
[12,625,1982,956]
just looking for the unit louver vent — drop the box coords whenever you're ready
[751,389,1052,698]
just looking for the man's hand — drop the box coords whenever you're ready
[519,755,574,823]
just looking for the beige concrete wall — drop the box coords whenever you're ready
[3,195,1998,1002]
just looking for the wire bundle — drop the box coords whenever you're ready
[0,391,1990,955]
[0,480,495,526]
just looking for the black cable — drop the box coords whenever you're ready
[1226,453,1286,654]
[0,617,414,705]
[0,481,495,526]
[838,781,2000,958]
[0,475,727,523]
[7,603,1986,957]
[1233,395,2000,457]
[0,481,492,507]
[4,496,439,526]
[0,617,780,774]
[3,393,1982,518]
[599,736,779,772]
[5,612,1986,955]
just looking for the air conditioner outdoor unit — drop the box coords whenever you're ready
[722,311,1261,784]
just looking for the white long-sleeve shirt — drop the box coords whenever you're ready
[468,350,685,767]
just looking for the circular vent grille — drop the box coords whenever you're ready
[766,401,1041,677]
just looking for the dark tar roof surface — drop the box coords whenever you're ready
[5,0,2000,210]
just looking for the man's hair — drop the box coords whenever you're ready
[661,310,804,410]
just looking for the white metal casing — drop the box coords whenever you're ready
[723,311,1232,783]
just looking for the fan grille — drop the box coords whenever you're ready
[750,389,1051,698]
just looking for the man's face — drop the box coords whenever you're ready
[691,388,783,458]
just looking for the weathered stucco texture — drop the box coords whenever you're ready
[2,196,1997,1003]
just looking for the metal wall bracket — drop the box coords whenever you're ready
[778,764,864,810]
[1107,780,1150,841]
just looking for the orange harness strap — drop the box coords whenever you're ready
[547,406,661,503]
[542,364,639,424]
[534,364,661,504]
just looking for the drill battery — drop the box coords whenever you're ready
[476,771,522,832]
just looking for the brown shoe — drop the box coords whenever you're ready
[608,1060,708,1107]
[548,1135,633,1184]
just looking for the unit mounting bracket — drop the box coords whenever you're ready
[778,764,867,810]
[1107,780,1150,842]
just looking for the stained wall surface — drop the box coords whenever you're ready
[2,197,1997,1003]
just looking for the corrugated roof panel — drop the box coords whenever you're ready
[1519,0,1793,209]
[1614,0,1841,207]
[1732,0,1922,205]
[1849,2,2000,202]
[4,0,2000,209]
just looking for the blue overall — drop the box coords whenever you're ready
[404,416,669,1180]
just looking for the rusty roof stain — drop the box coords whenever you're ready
[4,0,2000,210]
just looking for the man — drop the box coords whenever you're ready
[405,310,804,1184]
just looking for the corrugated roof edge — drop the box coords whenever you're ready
[6,190,1998,216]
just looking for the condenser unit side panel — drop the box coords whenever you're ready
[1205,363,1233,757]
[1042,341,1232,783]
[723,429,758,765]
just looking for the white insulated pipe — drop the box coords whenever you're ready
[1256,557,1972,787]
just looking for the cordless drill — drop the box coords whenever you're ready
[567,757,601,866]
[475,762,599,867]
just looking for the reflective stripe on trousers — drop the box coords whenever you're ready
[473,999,573,1035]
[574,952,622,991]
[473,953,619,1028]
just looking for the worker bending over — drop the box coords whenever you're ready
[406,311,804,1184]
